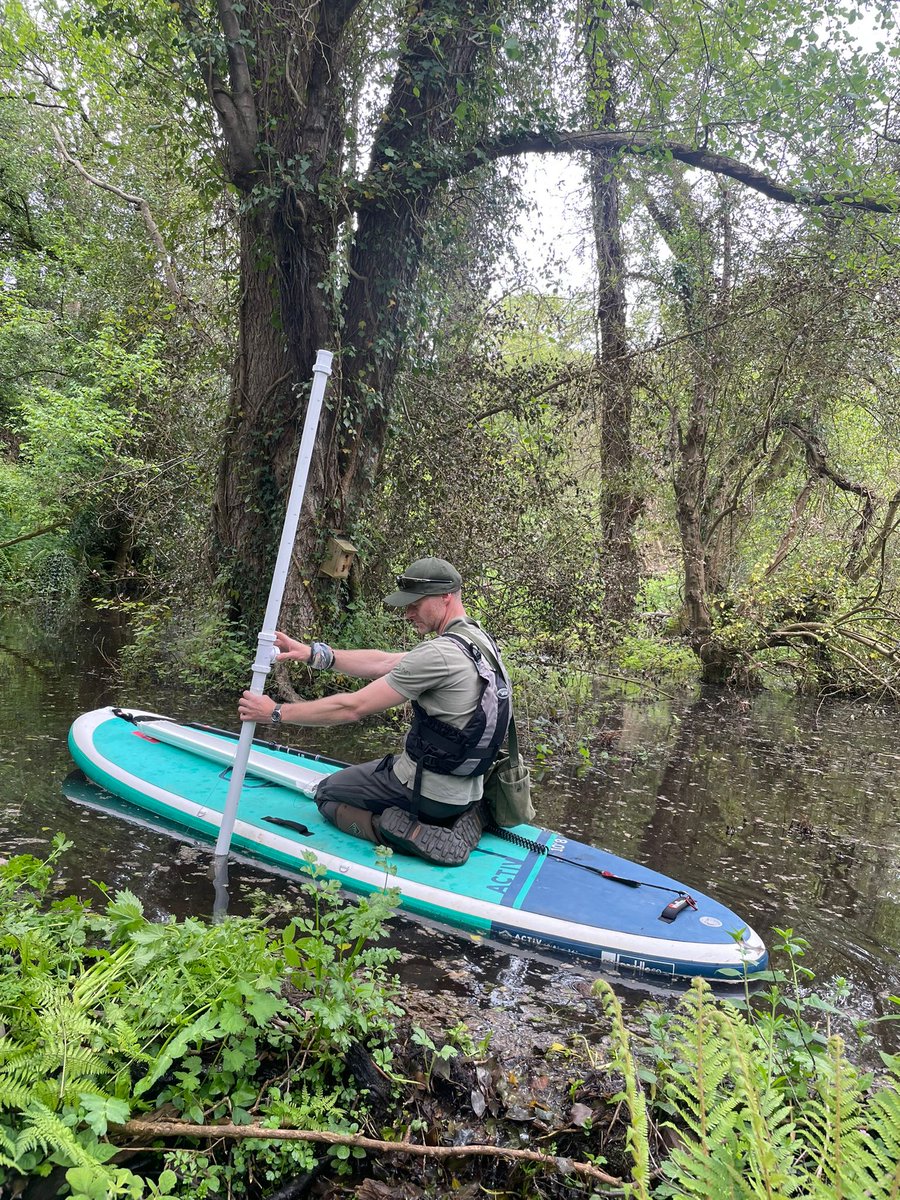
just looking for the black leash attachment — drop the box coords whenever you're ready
[659,895,698,922]
[113,708,166,725]
[486,821,698,921]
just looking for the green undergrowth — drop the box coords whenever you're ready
[1,843,899,1199]
[94,594,700,766]
[0,836,402,1200]
[588,929,900,1198]
[95,599,253,696]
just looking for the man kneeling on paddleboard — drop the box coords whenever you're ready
[237,557,512,866]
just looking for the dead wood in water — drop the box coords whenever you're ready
[115,1118,623,1186]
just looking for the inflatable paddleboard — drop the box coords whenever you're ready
[68,707,767,981]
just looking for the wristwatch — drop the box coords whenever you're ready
[271,703,283,725]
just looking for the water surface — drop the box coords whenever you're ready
[2,609,898,1051]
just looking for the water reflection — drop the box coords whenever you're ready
[1,610,899,1050]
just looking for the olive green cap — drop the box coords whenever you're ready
[383,557,463,606]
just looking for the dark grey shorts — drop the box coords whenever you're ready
[315,755,475,824]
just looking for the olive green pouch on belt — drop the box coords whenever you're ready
[483,713,534,828]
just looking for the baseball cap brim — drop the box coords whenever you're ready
[383,587,432,606]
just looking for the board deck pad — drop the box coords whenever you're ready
[68,707,768,981]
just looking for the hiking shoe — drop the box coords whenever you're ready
[375,805,484,867]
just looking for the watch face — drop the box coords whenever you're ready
[272,707,282,723]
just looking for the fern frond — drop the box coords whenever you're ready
[858,1065,900,1200]
[593,979,651,1200]
[0,1038,105,1115]
[0,1048,64,1090]
[17,1101,100,1171]
[38,995,101,1045]
[0,1120,23,1170]
[715,1004,799,1199]
[272,1078,348,1127]
[105,1010,153,1065]
[664,981,740,1142]
[656,980,751,1198]
[0,1075,37,1111]
[797,1035,876,1199]
[665,1138,749,1199]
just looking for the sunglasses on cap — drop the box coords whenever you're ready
[396,575,456,589]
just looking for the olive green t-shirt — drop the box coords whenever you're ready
[387,617,497,806]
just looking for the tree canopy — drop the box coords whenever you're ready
[1,0,898,695]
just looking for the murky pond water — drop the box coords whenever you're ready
[2,608,899,1052]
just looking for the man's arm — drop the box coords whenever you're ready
[238,676,405,727]
[274,632,405,679]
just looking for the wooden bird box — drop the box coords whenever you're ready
[319,536,357,579]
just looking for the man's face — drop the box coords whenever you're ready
[403,593,448,635]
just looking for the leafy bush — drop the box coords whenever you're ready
[95,598,252,694]
[0,838,401,1199]
[613,634,699,684]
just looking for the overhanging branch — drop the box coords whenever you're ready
[51,126,182,298]
[351,130,898,214]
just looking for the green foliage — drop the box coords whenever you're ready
[613,636,698,685]
[0,838,402,1197]
[279,861,402,1069]
[97,598,252,694]
[334,596,409,656]
[2,0,898,709]
[590,935,900,1199]
[0,1,230,607]
[487,644,611,763]
[592,982,651,1199]
[364,296,605,639]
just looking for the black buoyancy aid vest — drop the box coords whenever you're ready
[404,630,512,796]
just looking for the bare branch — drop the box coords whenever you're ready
[50,125,182,299]
[849,487,900,581]
[762,476,817,578]
[116,1120,622,1187]
[785,421,880,577]
[353,130,899,215]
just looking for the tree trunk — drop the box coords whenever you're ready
[645,181,734,679]
[213,207,339,628]
[587,5,641,630]
[592,152,641,627]
[194,0,354,626]
[194,0,497,628]
[673,379,717,664]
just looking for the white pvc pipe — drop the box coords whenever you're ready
[214,348,334,858]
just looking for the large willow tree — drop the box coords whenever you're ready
[185,0,897,628]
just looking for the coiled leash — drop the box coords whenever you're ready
[484,821,698,923]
